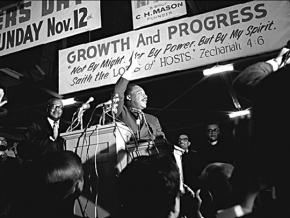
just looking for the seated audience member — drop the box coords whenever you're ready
[198,162,235,218]
[117,155,203,218]
[8,150,84,218]
[233,43,290,217]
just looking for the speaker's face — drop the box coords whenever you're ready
[127,85,147,110]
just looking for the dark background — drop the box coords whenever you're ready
[0,0,276,144]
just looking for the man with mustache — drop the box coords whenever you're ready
[113,56,166,144]
[18,98,66,162]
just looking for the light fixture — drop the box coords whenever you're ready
[228,109,251,119]
[62,98,76,106]
[203,64,234,76]
[0,68,23,80]
[35,65,46,76]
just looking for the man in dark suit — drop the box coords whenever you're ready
[197,123,235,173]
[113,56,166,143]
[18,98,66,162]
[176,134,199,190]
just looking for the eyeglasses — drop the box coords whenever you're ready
[49,105,63,110]
[178,138,188,142]
[207,129,219,133]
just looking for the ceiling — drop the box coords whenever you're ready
[0,0,277,143]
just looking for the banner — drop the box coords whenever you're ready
[59,1,290,95]
[0,0,101,57]
[131,0,187,29]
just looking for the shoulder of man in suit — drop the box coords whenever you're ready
[143,112,158,120]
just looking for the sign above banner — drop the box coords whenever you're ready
[131,0,187,29]
[0,0,101,57]
[59,1,290,95]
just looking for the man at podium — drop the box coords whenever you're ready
[113,53,167,150]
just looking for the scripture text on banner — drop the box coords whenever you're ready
[59,1,290,95]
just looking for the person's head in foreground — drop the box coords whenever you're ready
[118,155,181,218]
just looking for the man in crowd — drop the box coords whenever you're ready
[198,122,235,169]
[176,134,201,191]
[118,154,203,218]
[8,150,84,218]
[177,134,192,153]
[206,123,220,147]
[18,98,66,162]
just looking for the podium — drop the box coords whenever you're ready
[60,122,132,218]
[61,122,185,218]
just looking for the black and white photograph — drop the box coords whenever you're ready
[1,1,290,218]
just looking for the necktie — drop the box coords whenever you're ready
[130,108,143,126]
[52,121,58,140]
[138,111,154,138]
[130,108,153,139]
[137,111,144,126]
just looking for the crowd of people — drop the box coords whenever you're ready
[0,44,290,218]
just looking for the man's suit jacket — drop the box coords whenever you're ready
[18,117,66,161]
[114,77,165,141]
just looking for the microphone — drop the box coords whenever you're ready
[79,97,94,111]
[76,97,94,129]
[96,94,119,109]
[95,99,112,108]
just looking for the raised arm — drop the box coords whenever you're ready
[113,52,139,117]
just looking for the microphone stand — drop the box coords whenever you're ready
[77,109,84,130]
[111,94,119,125]
[97,94,120,125]
[66,111,79,132]
[101,107,106,125]
[66,105,88,132]
[111,107,116,125]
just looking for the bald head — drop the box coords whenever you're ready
[47,98,63,121]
